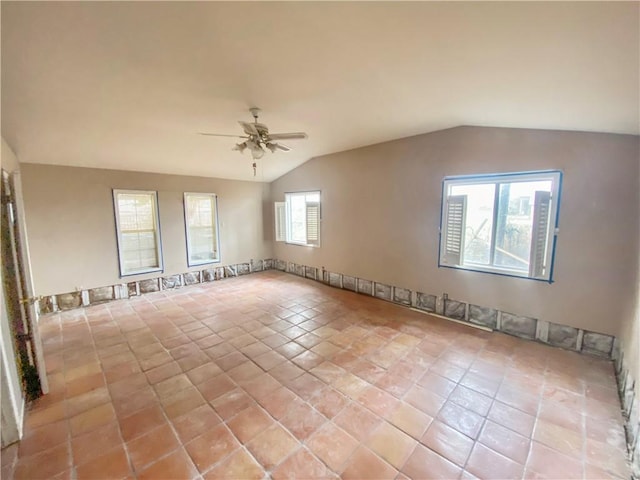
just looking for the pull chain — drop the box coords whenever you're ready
[252,162,257,177]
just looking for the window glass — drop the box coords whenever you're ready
[289,193,307,244]
[440,171,561,282]
[278,191,321,247]
[184,193,220,266]
[113,190,162,276]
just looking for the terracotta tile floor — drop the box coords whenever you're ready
[1,271,631,479]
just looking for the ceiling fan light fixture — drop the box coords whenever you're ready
[246,139,265,159]
[233,141,247,153]
[265,142,277,153]
[251,147,265,159]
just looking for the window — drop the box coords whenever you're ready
[439,170,562,282]
[113,190,163,276]
[184,193,220,266]
[275,191,321,247]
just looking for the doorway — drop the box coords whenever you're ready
[0,170,47,409]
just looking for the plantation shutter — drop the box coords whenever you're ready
[442,195,466,266]
[305,201,320,246]
[528,190,551,278]
[274,202,286,242]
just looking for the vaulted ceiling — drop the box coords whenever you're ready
[2,2,638,182]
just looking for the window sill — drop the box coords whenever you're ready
[119,268,164,278]
[284,241,320,248]
[187,258,221,267]
[438,263,552,283]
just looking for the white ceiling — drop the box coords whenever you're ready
[2,2,638,182]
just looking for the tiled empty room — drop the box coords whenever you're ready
[1,2,638,479]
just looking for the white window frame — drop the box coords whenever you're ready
[183,192,221,267]
[439,170,562,282]
[275,191,321,247]
[113,189,163,277]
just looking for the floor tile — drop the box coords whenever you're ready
[280,401,327,440]
[119,404,167,441]
[197,373,236,402]
[488,400,536,438]
[525,441,584,479]
[417,371,456,398]
[202,448,265,480]
[112,385,159,418]
[162,385,206,419]
[585,437,630,478]
[400,443,462,479]
[171,403,221,443]
[138,448,199,480]
[211,388,255,420]
[366,421,417,469]
[185,423,240,473]
[532,419,584,459]
[227,361,263,382]
[272,447,336,480]
[421,420,474,467]
[18,419,69,458]
[404,384,447,417]
[448,384,493,416]
[66,371,107,396]
[307,422,359,472]
[437,401,485,439]
[275,341,306,359]
[310,387,348,419]
[126,423,181,471]
[154,373,193,399]
[69,403,116,436]
[75,445,132,480]
[11,272,630,480]
[226,404,274,443]
[341,445,398,479]
[254,350,287,370]
[479,420,530,464]
[539,399,585,433]
[466,443,524,480]
[460,371,502,397]
[291,350,324,370]
[71,421,122,466]
[357,386,400,418]
[13,442,71,480]
[388,401,432,439]
[24,401,66,429]
[246,424,299,470]
[334,402,383,441]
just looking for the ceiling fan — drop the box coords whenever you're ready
[199,108,308,160]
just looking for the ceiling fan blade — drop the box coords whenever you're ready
[239,121,260,136]
[274,143,291,152]
[199,132,248,138]
[267,132,308,140]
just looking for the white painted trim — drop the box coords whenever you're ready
[0,320,24,446]
[409,307,492,332]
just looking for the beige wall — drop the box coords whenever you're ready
[271,126,639,336]
[21,164,273,295]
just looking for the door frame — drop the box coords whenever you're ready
[2,170,48,395]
